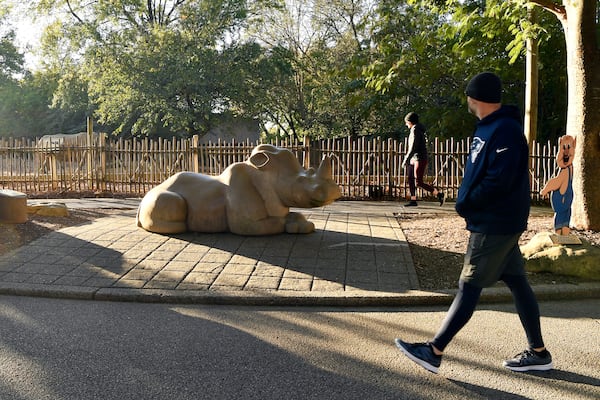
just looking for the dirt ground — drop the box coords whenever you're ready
[0,209,123,258]
[1,207,599,291]
[400,213,600,290]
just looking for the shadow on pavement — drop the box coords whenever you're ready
[449,379,532,399]
[1,212,417,296]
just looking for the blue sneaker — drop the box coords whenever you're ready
[395,339,442,374]
[503,349,553,372]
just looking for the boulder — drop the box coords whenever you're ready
[521,232,600,281]
[0,189,28,223]
[27,202,69,217]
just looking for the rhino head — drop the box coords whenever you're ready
[248,145,341,208]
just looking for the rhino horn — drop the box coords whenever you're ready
[317,156,333,179]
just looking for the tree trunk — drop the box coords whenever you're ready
[538,0,600,230]
[524,6,539,150]
[561,1,600,231]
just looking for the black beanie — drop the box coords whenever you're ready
[404,112,419,124]
[465,72,502,103]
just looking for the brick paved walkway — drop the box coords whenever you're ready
[3,199,595,305]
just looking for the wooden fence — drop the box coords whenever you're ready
[0,135,558,201]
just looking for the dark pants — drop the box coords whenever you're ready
[408,160,435,196]
[430,232,545,352]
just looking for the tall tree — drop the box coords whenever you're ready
[0,22,57,137]
[365,0,526,139]
[481,0,599,230]
[0,32,23,81]
[32,0,273,137]
[526,0,600,230]
[249,0,377,139]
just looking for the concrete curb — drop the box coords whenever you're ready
[1,281,599,306]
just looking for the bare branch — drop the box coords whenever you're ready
[65,0,84,24]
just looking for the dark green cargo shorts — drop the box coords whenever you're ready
[460,232,525,288]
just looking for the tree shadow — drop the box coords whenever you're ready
[1,210,418,298]
[406,243,463,290]
[522,369,600,386]
[448,368,600,400]
[448,379,532,399]
[0,297,444,400]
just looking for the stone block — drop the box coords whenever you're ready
[27,202,69,217]
[0,189,28,223]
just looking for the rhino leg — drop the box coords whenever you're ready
[229,210,313,235]
[137,190,188,233]
[284,212,315,234]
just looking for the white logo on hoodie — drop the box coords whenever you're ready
[470,137,485,163]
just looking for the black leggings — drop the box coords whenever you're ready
[431,275,545,352]
[408,160,435,196]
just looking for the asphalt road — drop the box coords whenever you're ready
[0,296,598,400]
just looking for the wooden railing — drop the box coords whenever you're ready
[0,135,557,201]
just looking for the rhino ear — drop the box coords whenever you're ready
[317,156,333,179]
[249,152,270,168]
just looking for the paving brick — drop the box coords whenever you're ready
[212,273,249,288]
[311,279,344,291]
[113,279,146,288]
[279,277,312,291]
[153,270,187,282]
[245,276,281,290]
[222,264,255,275]
[144,280,179,289]
[182,272,218,285]
[0,200,428,304]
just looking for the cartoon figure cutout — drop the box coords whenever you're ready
[540,135,576,235]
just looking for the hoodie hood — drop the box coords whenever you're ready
[478,105,522,127]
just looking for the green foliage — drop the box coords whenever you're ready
[0,33,23,81]
[0,69,87,137]
[0,19,36,136]
[32,0,271,138]
[246,0,381,139]
[363,0,567,141]
[0,0,571,143]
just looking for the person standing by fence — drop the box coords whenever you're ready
[402,112,444,206]
[394,72,553,374]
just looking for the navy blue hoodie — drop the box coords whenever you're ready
[455,105,530,234]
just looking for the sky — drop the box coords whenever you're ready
[3,2,48,70]
[16,27,42,70]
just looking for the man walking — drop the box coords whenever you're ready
[395,72,553,374]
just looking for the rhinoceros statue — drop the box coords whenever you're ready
[136,144,342,235]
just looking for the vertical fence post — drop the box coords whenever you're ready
[50,152,58,191]
[100,133,107,191]
[86,116,93,190]
[303,135,310,169]
[192,135,199,173]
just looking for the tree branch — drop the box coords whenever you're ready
[526,0,567,21]
[65,0,84,24]
[166,0,187,25]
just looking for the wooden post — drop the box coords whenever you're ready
[87,116,94,189]
[100,133,107,191]
[303,135,310,169]
[50,153,58,190]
